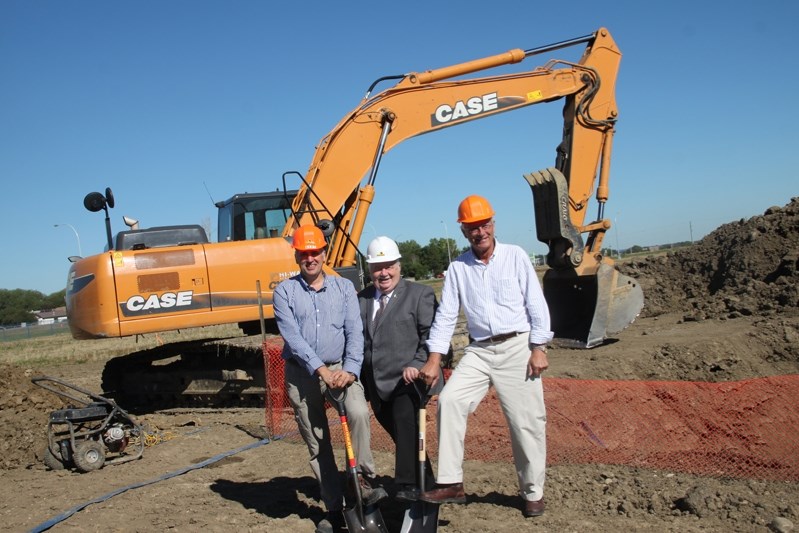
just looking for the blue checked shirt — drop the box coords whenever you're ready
[427,240,553,354]
[273,274,364,376]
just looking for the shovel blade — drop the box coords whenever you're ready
[344,503,389,533]
[400,502,439,533]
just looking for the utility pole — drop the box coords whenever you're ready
[441,221,452,265]
[54,223,82,257]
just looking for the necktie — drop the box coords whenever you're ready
[373,293,389,331]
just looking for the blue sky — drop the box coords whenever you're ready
[2,1,796,295]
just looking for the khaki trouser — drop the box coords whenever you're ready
[435,334,546,501]
[285,360,376,511]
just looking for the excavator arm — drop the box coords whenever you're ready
[284,27,642,346]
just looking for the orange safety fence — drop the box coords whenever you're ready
[262,338,799,482]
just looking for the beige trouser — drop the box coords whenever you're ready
[285,360,376,511]
[435,334,546,501]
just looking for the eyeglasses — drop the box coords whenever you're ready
[297,249,324,258]
[462,220,494,235]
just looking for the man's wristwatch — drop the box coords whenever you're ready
[530,343,548,354]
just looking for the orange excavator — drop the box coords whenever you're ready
[66,28,642,404]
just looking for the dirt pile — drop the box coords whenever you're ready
[0,364,66,469]
[620,197,799,320]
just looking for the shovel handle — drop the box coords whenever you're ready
[413,379,431,493]
[325,387,365,516]
[412,379,431,407]
[326,387,347,414]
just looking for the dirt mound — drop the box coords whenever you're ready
[0,365,66,470]
[620,197,799,320]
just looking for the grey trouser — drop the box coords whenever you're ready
[285,360,376,511]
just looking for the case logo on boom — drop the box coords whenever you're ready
[125,291,194,312]
[432,92,499,126]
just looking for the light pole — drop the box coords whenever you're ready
[441,220,452,265]
[54,223,82,257]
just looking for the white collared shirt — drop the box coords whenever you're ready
[427,240,553,353]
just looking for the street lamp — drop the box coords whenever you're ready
[441,220,452,265]
[54,223,82,257]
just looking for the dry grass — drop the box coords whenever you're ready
[0,324,243,367]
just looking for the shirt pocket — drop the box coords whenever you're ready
[327,300,346,331]
[491,278,521,306]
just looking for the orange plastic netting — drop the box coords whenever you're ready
[262,338,799,481]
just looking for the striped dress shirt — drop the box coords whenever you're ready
[273,274,364,376]
[427,240,553,354]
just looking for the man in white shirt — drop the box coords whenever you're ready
[417,195,553,519]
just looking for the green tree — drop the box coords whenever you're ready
[397,240,426,279]
[0,289,43,325]
[422,238,454,276]
[42,289,67,309]
[0,288,67,326]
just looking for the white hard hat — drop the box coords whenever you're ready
[366,236,402,263]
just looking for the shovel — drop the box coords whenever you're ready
[400,380,440,533]
[326,388,389,533]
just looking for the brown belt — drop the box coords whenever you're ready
[478,331,524,343]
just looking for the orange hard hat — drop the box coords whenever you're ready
[292,225,326,251]
[457,195,495,223]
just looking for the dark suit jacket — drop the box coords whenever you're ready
[358,278,444,402]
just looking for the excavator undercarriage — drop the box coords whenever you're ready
[101,336,274,409]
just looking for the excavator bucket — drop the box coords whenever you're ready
[543,263,643,348]
[526,167,644,347]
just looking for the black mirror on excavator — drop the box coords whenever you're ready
[105,187,115,209]
[84,192,108,213]
[317,219,335,238]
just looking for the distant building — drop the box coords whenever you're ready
[33,307,67,325]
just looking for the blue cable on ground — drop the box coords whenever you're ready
[29,437,271,533]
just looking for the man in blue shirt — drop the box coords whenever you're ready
[273,225,386,533]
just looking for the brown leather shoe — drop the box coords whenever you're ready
[418,483,466,504]
[523,497,545,517]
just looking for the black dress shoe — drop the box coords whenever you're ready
[523,497,545,517]
[395,485,420,502]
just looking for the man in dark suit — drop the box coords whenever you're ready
[357,236,444,502]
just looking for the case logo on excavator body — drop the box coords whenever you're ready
[432,92,499,126]
[125,291,194,312]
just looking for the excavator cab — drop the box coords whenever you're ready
[216,190,298,243]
